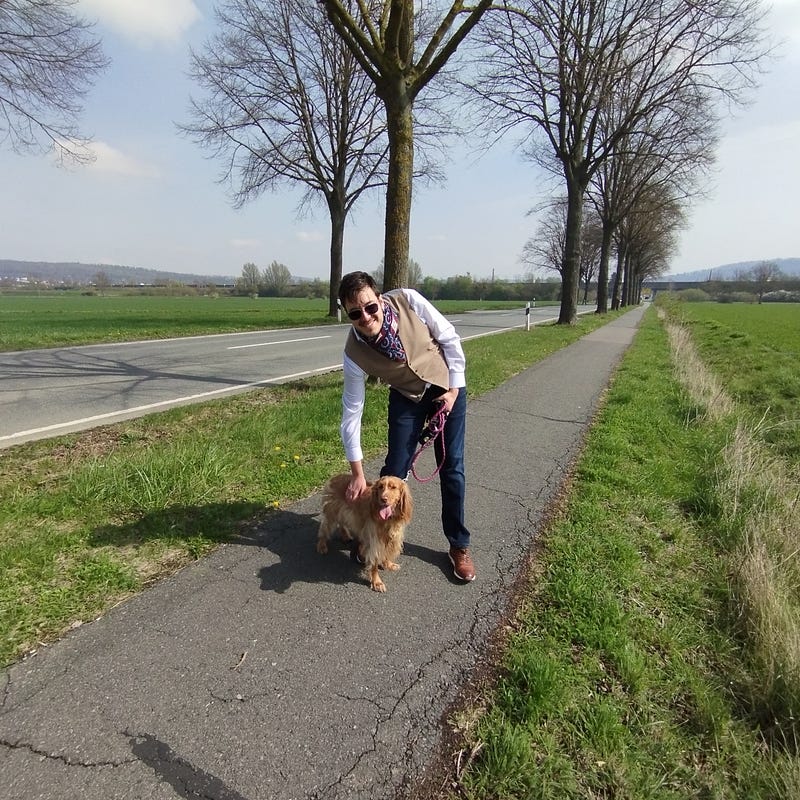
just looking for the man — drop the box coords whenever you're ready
[337,271,475,582]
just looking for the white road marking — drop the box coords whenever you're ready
[0,364,342,443]
[227,335,331,350]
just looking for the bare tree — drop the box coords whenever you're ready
[471,0,768,324]
[407,257,423,288]
[750,260,782,303]
[521,198,600,302]
[237,261,262,295]
[580,213,602,304]
[184,0,390,316]
[588,85,717,313]
[613,191,684,308]
[0,0,106,162]
[262,260,293,296]
[373,255,423,290]
[520,199,567,278]
[93,270,110,294]
[319,0,494,290]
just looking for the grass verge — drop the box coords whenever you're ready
[446,305,799,799]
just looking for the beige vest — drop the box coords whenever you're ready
[344,291,450,402]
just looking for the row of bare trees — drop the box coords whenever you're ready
[469,0,766,320]
[2,1,770,323]
[184,0,495,316]
[184,0,767,321]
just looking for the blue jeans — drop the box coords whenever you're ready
[380,386,471,549]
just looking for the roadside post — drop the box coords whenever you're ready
[337,298,342,323]
[526,301,531,331]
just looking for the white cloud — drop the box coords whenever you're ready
[726,117,800,152]
[79,0,202,44]
[296,231,323,243]
[767,0,800,52]
[84,141,161,178]
[231,238,261,249]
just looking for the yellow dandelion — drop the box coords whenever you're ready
[273,445,282,452]
[293,455,300,461]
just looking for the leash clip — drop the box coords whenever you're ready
[418,400,448,445]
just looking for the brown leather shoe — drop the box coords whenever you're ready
[449,547,476,582]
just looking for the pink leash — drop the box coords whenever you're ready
[410,403,449,483]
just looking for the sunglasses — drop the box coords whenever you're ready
[346,302,380,321]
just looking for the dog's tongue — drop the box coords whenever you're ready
[378,504,393,521]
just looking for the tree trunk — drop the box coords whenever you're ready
[611,245,624,310]
[327,198,346,316]
[558,180,583,325]
[621,252,631,307]
[381,90,414,291]
[595,221,613,314]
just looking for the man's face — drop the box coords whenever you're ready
[344,287,383,338]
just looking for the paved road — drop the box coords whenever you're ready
[0,305,593,448]
[0,306,646,800]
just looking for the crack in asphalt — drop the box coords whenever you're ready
[0,736,136,768]
[309,604,492,800]
[469,397,588,426]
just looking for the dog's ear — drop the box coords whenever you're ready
[370,480,383,512]
[397,482,413,522]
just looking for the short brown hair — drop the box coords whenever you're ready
[338,271,378,306]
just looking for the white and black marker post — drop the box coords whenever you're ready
[526,301,531,331]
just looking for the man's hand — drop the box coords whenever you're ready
[346,473,368,503]
[440,387,459,414]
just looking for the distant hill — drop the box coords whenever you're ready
[0,259,236,286]
[665,258,800,282]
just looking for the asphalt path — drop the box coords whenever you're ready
[0,307,646,800]
[0,304,594,448]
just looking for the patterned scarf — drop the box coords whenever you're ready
[367,300,406,362]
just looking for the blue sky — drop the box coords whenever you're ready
[1,0,798,281]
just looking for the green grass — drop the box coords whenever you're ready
[0,294,335,350]
[0,310,609,668]
[4,299,797,796]
[450,305,799,799]
[675,303,800,459]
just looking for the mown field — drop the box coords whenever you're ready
[674,303,800,460]
[0,294,334,350]
[0,292,546,351]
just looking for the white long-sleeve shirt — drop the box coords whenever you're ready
[340,288,466,462]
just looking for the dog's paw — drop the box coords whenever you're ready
[384,561,401,572]
[370,579,387,593]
